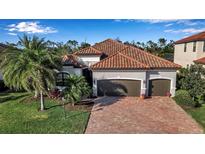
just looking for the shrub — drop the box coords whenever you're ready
[62,75,91,106]
[174,90,195,107]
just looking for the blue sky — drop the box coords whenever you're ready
[1,19,205,45]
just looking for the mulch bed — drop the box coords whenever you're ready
[20,95,95,112]
[64,101,94,112]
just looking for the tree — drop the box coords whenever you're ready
[17,35,47,50]
[79,42,90,49]
[123,38,174,61]
[66,40,78,51]
[115,37,122,43]
[0,35,61,111]
[62,75,91,106]
[179,64,205,102]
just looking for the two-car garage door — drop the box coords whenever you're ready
[97,79,141,96]
[97,79,171,97]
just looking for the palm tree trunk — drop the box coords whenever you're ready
[34,90,38,98]
[72,102,75,107]
[40,90,45,111]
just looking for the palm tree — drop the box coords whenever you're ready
[0,35,61,111]
[17,34,47,50]
[63,75,91,106]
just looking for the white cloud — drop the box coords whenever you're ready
[8,32,17,36]
[165,23,173,27]
[6,21,57,34]
[139,19,205,27]
[164,28,205,34]
[176,20,199,26]
[113,19,122,22]
[141,19,178,24]
[113,19,205,27]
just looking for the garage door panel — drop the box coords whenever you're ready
[148,79,170,96]
[97,79,141,96]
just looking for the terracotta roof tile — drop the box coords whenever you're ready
[194,57,205,64]
[175,31,205,44]
[75,46,102,55]
[74,38,181,70]
[119,46,181,69]
[92,39,126,55]
[91,52,149,70]
[62,54,86,68]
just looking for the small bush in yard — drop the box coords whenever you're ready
[174,90,195,107]
[62,75,91,106]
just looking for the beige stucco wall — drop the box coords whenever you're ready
[196,41,205,59]
[174,42,197,67]
[92,69,177,97]
[78,55,100,67]
[174,41,205,67]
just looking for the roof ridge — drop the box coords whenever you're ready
[91,51,149,69]
[93,38,127,47]
[117,51,149,68]
[74,46,102,55]
[90,52,120,67]
[128,45,181,68]
[89,46,102,53]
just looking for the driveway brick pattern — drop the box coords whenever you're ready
[85,97,203,134]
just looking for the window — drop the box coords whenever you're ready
[56,72,70,86]
[184,43,187,52]
[203,41,205,52]
[193,42,196,52]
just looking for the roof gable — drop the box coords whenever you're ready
[74,46,102,55]
[62,54,86,68]
[92,39,126,56]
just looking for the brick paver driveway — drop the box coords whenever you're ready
[85,97,203,133]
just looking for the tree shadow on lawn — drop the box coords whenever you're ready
[45,99,94,112]
[0,93,9,97]
[0,94,30,104]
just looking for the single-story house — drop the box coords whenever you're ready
[65,39,181,97]
[0,40,181,97]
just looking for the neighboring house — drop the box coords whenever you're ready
[71,39,180,97]
[174,31,205,67]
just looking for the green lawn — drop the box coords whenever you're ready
[183,105,205,132]
[0,92,91,133]
[177,103,205,132]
